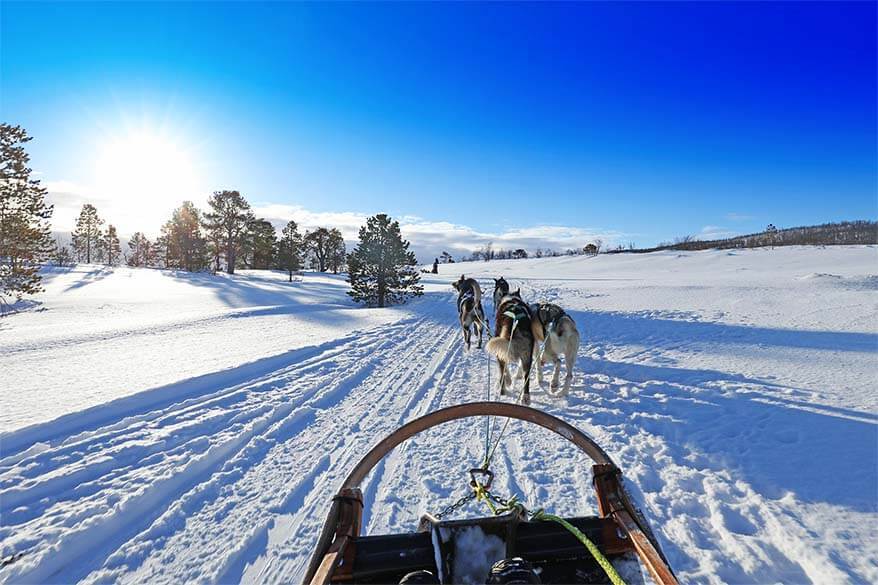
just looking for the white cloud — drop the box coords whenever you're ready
[246,204,624,262]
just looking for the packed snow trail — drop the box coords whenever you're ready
[1,248,876,584]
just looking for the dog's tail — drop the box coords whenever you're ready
[485,336,510,361]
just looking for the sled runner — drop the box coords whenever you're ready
[304,402,677,585]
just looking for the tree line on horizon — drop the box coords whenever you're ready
[610,221,878,254]
[64,193,347,280]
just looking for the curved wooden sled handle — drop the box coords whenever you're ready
[305,401,677,585]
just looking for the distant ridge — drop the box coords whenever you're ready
[612,220,877,254]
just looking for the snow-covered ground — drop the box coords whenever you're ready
[1,246,876,584]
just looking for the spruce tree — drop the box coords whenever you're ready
[347,213,422,307]
[0,124,54,303]
[276,220,303,281]
[203,190,253,274]
[103,225,122,266]
[71,204,104,263]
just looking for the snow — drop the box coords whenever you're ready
[1,246,876,584]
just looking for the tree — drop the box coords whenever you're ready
[276,220,303,281]
[127,232,153,267]
[164,201,208,272]
[0,124,54,303]
[478,242,494,262]
[53,239,73,267]
[512,248,528,259]
[432,258,439,273]
[347,213,423,307]
[440,251,453,264]
[305,227,333,272]
[71,204,103,263]
[152,234,170,268]
[327,228,346,274]
[245,219,276,269]
[583,243,598,256]
[204,222,224,273]
[593,239,603,254]
[203,190,253,274]
[103,225,121,266]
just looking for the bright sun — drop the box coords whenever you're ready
[94,129,202,214]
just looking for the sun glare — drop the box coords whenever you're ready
[94,129,202,217]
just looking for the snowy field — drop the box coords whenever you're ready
[1,246,876,584]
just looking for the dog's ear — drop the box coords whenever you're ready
[513,288,521,298]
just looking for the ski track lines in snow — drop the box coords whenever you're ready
[2,251,877,585]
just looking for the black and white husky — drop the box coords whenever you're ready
[452,275,487,349]
[486,289,536,404]
[492,277,510,308]
[530,302,580,395]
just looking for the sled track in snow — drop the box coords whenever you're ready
[2,280,876,584]
[0,311,465,584]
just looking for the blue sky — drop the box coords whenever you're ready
[2,1,875,258]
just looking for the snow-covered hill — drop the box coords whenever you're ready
[1,246,876,584]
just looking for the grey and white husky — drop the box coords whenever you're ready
[492,277,510,308]
[486,289,536,404]
[452,275,487,349]
[530,302,580,395]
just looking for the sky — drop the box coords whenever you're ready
[2,1,876,260]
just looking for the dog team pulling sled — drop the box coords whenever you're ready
[305,276,677,584]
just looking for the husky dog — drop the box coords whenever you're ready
[486,289,536,404]
[530,302,580,395]
[452,275,487,349]
[492,277,510,308]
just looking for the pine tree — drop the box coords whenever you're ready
[327,228,346,274]
[164,201,207,272]
[245,219,276,269]
[432,258,439,273]
[203,190,253,274]
[151,233,169,268]
[71,204,104,263]
[0,124,54,303]
[347,213,422,307]
[204,224,223,273]
[126,232,153,267]
[53,239,73,267]
[304,227,333,272]
[103,225,122,266]
[276,220,303,281]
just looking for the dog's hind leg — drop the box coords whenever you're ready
[520,351,533,406]
[497,359,508,395]
[551,356,562,390]
[562,334,578,395]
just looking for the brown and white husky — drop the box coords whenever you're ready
[486,289,535,404]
